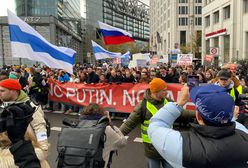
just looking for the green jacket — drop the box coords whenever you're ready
[120,89,166,159]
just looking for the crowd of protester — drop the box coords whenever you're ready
[1,61,248,114]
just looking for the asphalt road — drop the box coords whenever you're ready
[46,112,147,168]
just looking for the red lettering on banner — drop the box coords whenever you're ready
[48,79,195,113]
[206,28,226,38]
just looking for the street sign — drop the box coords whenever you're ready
[210,47,219,56]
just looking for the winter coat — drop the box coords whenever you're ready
[119,89,166,159]
[16,90,49,152]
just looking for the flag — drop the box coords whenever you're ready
[91,40,121,60]
[121,51,131,66]
[156,31,162,43]
[7,9,76,74]
[98,21,135,45]
[121,51,131,58]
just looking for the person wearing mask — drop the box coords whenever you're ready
[120,78,172,168]
[148,84,248,168]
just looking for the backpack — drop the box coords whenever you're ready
[57,117,108,168]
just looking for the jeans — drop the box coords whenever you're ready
[147,158,173,168]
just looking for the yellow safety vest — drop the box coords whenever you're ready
[141,99,168,144]
[229,88,236,101]
[237,85,243,94]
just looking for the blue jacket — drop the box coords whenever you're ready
[147,102,248,168]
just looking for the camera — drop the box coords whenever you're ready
[0,102,35,133]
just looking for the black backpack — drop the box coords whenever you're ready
[57,117,108,168]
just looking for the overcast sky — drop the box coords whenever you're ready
[0,0,15,16]
[141,0,149,5]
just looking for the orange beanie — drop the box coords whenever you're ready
[0,79,21,91]
[149,78,167,93]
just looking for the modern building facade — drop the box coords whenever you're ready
[150,0,203,58]
[0,0,83,67]
[202,0,248,65]
[84,0,149,62]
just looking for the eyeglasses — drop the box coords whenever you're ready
[219,78,228,81]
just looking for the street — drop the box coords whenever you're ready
[46,112,146,168]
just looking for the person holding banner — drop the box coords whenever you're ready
[120,78,172,168]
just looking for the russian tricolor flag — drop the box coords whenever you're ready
[98,21,135,45]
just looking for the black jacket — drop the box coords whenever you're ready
[10,140,41,168]
[87,72,99,83]
[181,123,248,168]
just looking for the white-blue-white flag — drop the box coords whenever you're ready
[121,51,131,58]
[91,40,121,60]
[7,9,76,74]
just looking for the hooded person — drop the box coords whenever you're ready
[120,78,173,168]
[148,84,248,168]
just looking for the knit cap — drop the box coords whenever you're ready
[0,79,21,91]
[149,78,167,93]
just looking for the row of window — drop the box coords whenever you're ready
[179,17,202,26]
[179,6,202,15]
[205,5,230,27]
[205,0,248,27]
[179,0,202,3]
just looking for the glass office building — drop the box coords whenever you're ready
[0,0,82,67]
[84,0,149,58]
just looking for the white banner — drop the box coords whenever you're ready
[177,54,193,66]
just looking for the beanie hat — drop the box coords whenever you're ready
[9,73,18,79]
[149,78,167,93]
[0,79,21,91]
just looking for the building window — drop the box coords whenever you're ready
[213,37,219,47]
[179,6,188,14]
[195,0,202,3]
[206,39,210,54]
[223,5,230,20]
[214,11,219,24]
[205,15,210,27]
[195,17,202,26]
[244,0,248,13]
[179,17,188,26]
[180,31,186,45]
[224,35,230,62]
[179,0,188,3]
[195,6,202,14]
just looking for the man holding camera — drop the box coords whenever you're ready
[0,79,49,157]
[148,84,248,167]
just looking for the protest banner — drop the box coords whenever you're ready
[205,55,213,62]
[177,54,193,66]
[49,79,195,113]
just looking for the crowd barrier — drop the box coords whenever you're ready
[48,79,195,113]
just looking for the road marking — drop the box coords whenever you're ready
[133,137,143,143]
[51,127,62,131]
